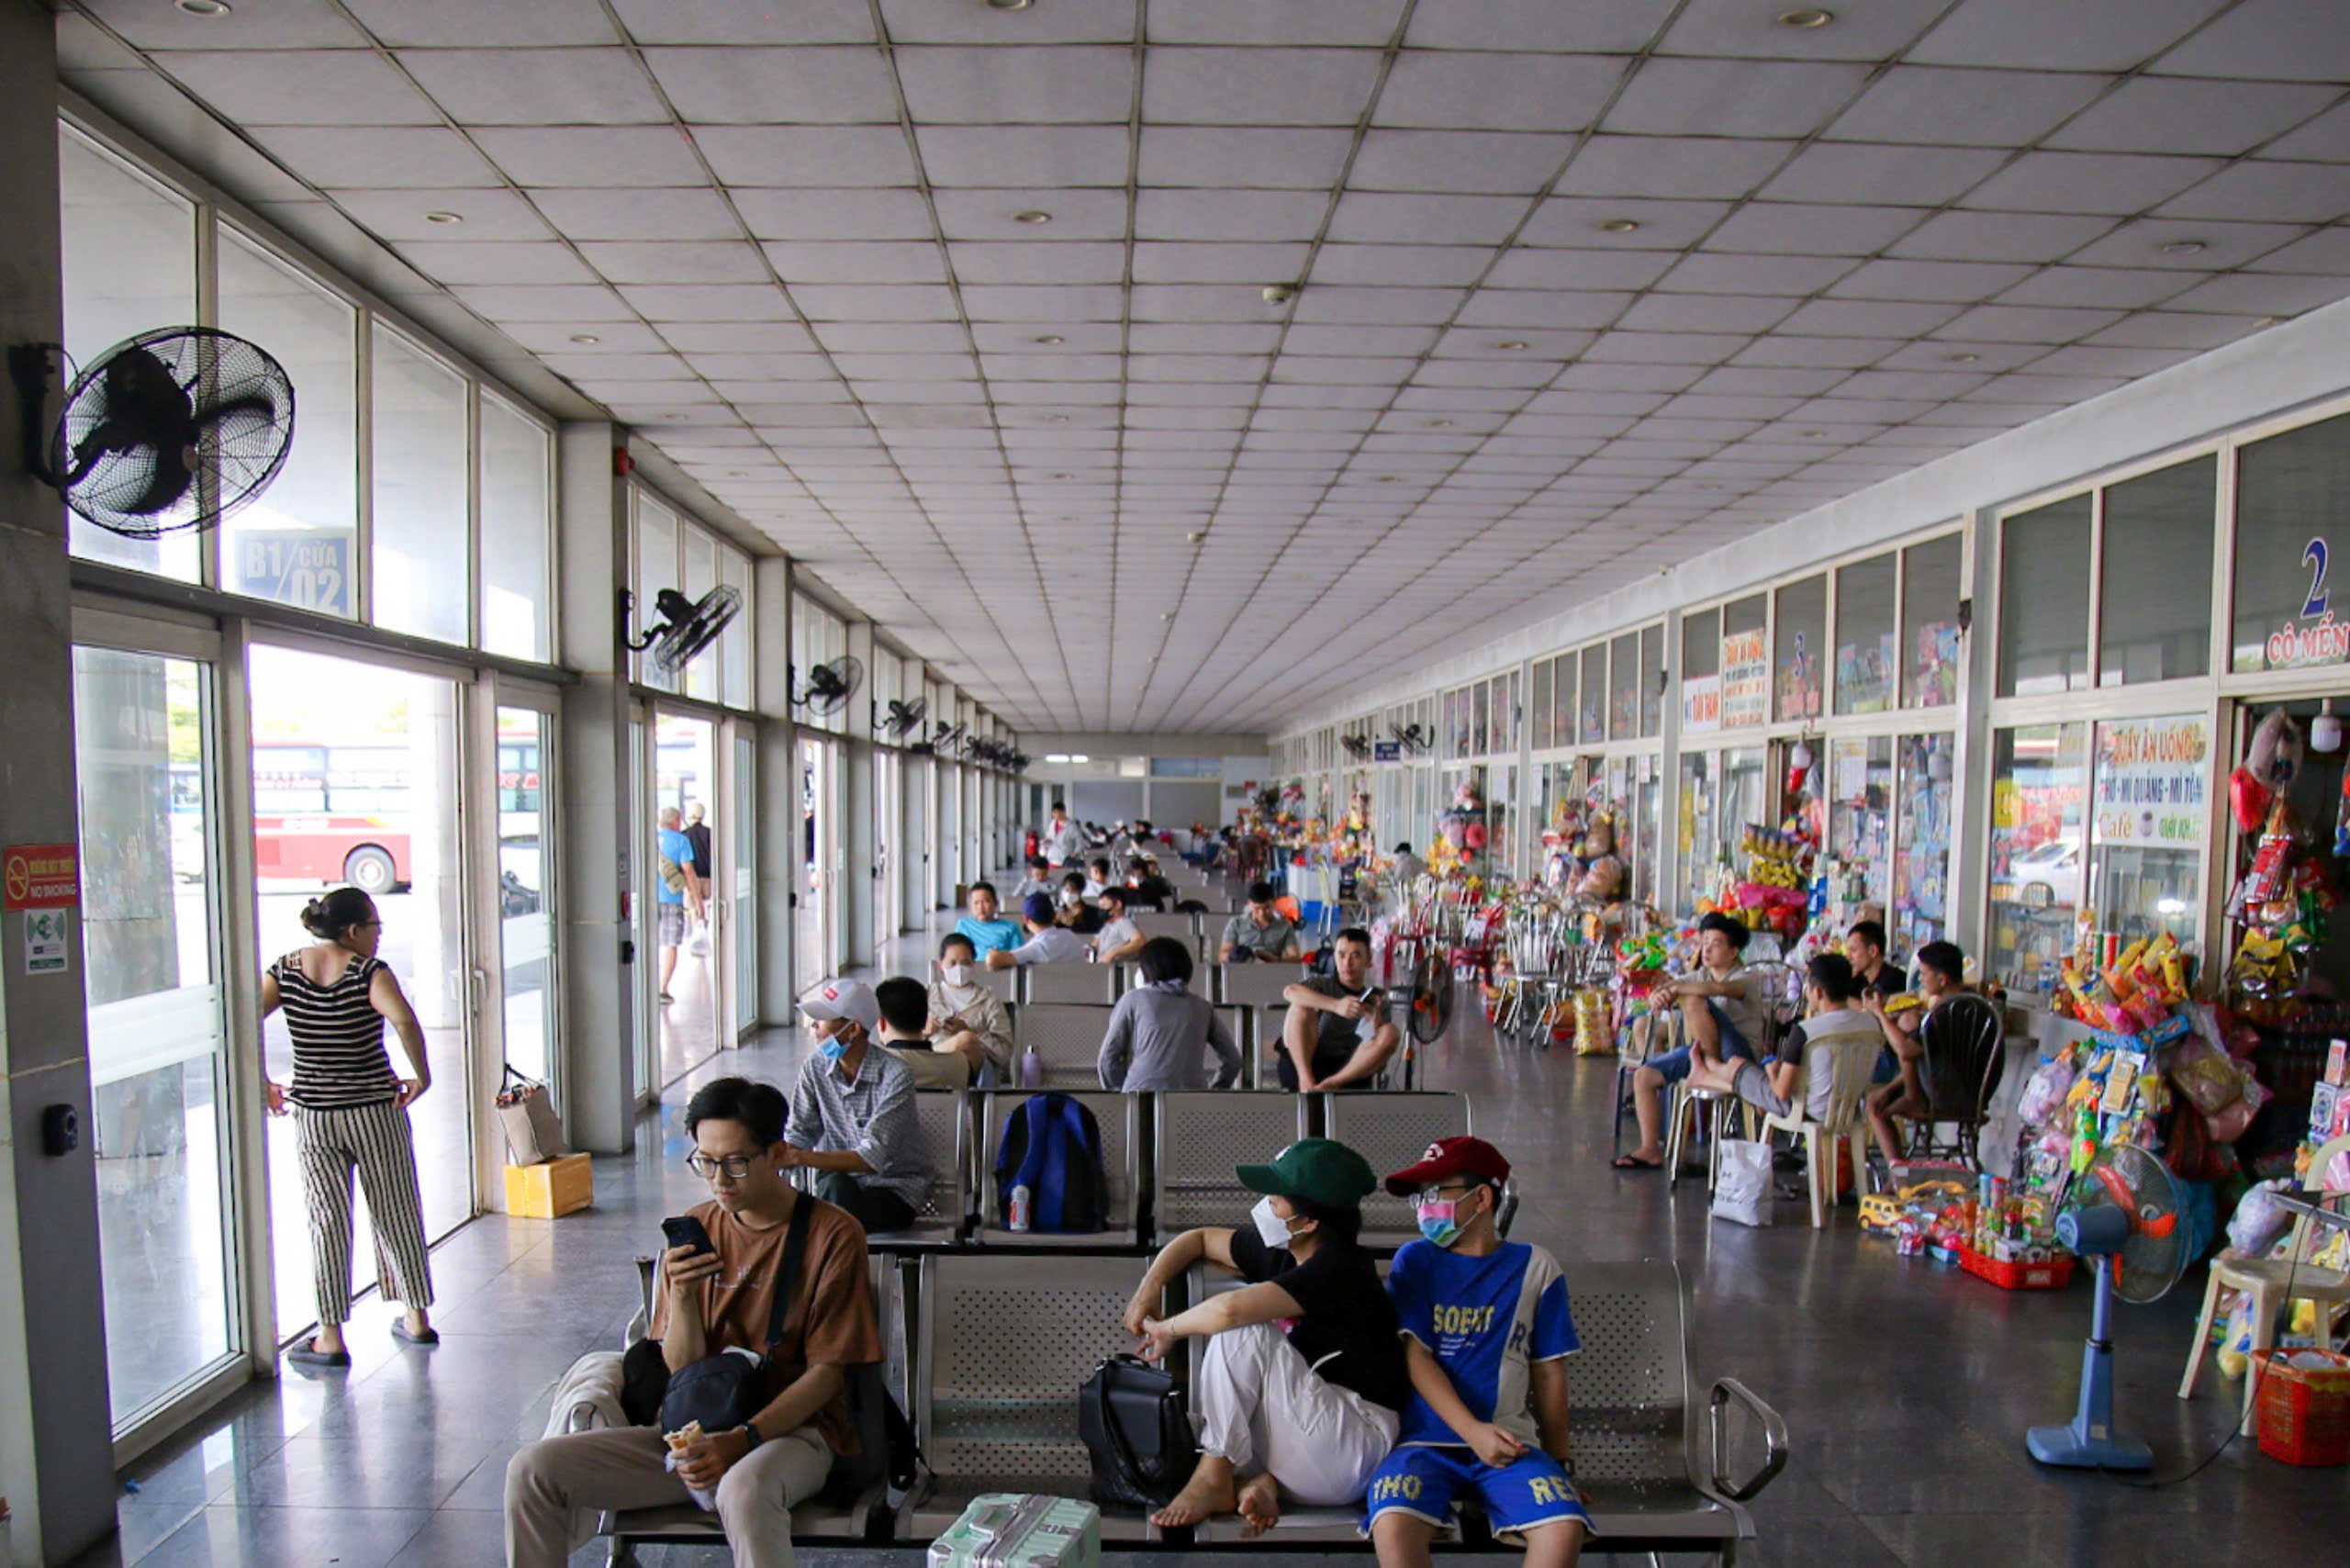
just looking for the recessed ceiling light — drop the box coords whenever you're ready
[569,332,601,345]
[1186,531,1205,543]
[1598,218,1640,234]
[423,209,464,225]
[1014,208,1052,225]
[1040,413,1069,424]
[1800,429,1829,439]
[1033,333,1065,344]
[2160,239,2208,255]
[1946,352,1978,364]
[1378,475,1402,483]
[174,0,232,15]
[1427,418,1454,428]
[1777,7,1834,28]
[1496,339,1531,351]
[1050,472,1073,480]
[987,0,1034,9]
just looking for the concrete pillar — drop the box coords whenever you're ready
[554,421,635,1154]
[755,556,798,1020]
[0,7,118,1559]
[844,622,876,968]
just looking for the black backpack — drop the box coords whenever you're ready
[993,1092,1109,1232]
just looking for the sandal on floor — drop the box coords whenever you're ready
[1612,1154,1663,1171]
[391,1321,440,1346]
[285,1338,350,1368]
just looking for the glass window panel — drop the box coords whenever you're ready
[681,524,719,702]
[1674,751,1715,918]
[1998,495,2092,696]
[2100,456,2215,686]
[1893,733,1954,958]
[1640,623,1664,736]
[60,129,203,582]
[1682,607,1720,678]
[75,648,239,1426]
[1610,632,1639,740]
[1579,645,1606,745]
[496,708,554,1089]
[1834,553,1897,716]
[1471,680,1489,756]
[1721,744,1769,874]
[1723,594,1765,637]
[1550,655,1573,745]
[1902,534,1963,709]
[1531,658,1553,750]
[1774,574,1826,723]
[2232,412,2350,674]
[1495,672,1518,753]
[722,547,754,711]
[1487,763,1516,879]
[637,497,677,693]
[1986,722,2089,989]
[2088,715,2207,952]
[1827,735,1893,918]
[218,230,358,619]
[479,393,552,663]
[1634,753,1661,904]
[370,327,470,645]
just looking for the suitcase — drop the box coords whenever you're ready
[927,1493,1101,1568]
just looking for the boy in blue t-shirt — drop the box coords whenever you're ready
[1363,1137,1587,1568]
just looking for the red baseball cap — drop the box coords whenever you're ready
[1383,1135,1511,1197]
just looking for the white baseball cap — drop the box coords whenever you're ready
[797,976,878,1033]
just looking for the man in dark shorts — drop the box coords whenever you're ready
[1278,926,1400,1091]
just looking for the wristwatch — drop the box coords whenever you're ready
[739,1422,765,1450]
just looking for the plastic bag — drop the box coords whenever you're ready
[1712,1139,1774,1228]
[2228,1181,2294,1258]
[2015,1053,2076,1130]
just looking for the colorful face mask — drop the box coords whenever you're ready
[1416,1189,1477,1248]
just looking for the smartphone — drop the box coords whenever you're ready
[661,1215,715,1256]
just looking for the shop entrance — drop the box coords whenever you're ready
[875,747,902,952]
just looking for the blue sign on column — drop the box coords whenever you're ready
[232,530,354,617]
[1372,741,1402,762]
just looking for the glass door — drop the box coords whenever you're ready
[651,710,720,1085]
[796,734,834,988]
[875,749,901,952]
[939,764,962,902]
[729,723,759,1042]
[73,644,242,1434]
[904,756,932,923]
[629,711,654,1102]
[489,701,556,1090]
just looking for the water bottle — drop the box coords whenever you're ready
[1020,1045,1045,1088]
[1008,1183,1033,1232]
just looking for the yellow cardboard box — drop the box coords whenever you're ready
[505,1151,593,1218]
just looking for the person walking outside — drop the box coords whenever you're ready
[260,887,436,1366]
[657,804,705,1002]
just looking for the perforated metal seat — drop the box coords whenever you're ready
[1322,1092,1471,1247]
[1213,960,1303,1008]
[975,1089,1143,1248]
[910,1252,1166,1541]
[864,1089,969,1250]
[1150,1092,1312,1234]
[1133,911,1202,946]
[1009,1002,1118,1087]
[1024,961,1123,1006]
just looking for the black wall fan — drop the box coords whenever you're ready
[1391,722,1431,756]
[883,696,928,740]
[623,585,742,675]
[9,326,294,537]
[793,656,864,717]
[1339,734,1371,760]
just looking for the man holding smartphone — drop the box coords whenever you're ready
[1278,927,1400,1092]
[505,1077,881,1568]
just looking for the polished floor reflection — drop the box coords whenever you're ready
[91,887,2347,1567]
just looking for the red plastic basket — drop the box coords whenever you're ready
[1957,1244,2075,1291]
[2255,1350,2350,1466]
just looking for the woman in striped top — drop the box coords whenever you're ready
[261,886,437,1367]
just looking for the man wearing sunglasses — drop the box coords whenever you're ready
[1363,1137,1587,1568]
[505,1076,880,1568]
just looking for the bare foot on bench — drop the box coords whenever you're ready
[1236,1473,1281,1537]
[1152,1456,1237,1529]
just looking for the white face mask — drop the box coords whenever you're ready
[940,963,971,989]
[1250,1194,1299,1251]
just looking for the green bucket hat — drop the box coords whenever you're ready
[1236,1138,1377,1210]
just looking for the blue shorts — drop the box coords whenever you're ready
[1871,1046,1898,1085]
[1645,1001,1755,1083]
[1364,1445,1590,1543]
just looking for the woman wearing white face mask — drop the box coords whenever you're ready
[923,934,1011,1083]
[1119,1139,1407,1534]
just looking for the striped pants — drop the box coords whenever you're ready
[295,1100,435,1325]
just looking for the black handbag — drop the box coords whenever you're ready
[650,1198,813,1436]
[1077,1354,1197,1509]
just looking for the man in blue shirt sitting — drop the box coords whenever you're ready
[953,880,1021,958]
[655,804,704,1003]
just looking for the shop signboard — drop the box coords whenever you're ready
[2092,717,2209,849]
[1719,629,1767,731]
[1681,674,1720,734]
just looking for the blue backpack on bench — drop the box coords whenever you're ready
[994,1092,1109,1232]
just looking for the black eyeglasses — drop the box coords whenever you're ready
[686,1152,756,1180]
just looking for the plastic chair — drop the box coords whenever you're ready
[2178,1134,2350,1435]
[1905,993,2006,1168]
[1759,1036,1884,1229]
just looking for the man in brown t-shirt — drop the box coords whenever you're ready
[505,1077,882,1568]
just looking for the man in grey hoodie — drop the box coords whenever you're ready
[1099,937,1243,1092]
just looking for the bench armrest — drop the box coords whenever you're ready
[1707,1378,1787,1502]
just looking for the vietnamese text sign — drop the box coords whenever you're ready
[4,844,79,911]
[1681,674,1720,734]
[1719,629,1768,732]
[2093,717,2209,849]
[231,530,354,618]
[1373,740,1402,762]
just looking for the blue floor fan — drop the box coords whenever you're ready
[2027,1142,2188,1470]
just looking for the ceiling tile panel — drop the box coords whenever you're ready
[1552,135,1796,199]
[1144,47,1384,126]
[477,127,708,186]
[1825,65,2113,147]
[400,49,671,125]
[1757,142,2009,207]
[894,45,1136,123]
[1604,60,1875,140]
[2150,0,2350,83]
[1348,129,1577,194]
[611,0,878,44]
[161,50,442,125]
[252,127,501,187]
[644,46,904,122]
[1374,51,1624,132]
[2048,76,2342,156]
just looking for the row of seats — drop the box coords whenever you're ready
[874,1088,1471,1251]
[980,955,1319,1009]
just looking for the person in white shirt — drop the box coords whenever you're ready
[987,893,1091,969]
[1010,856,1055,902]
[1083,857,1113,902]
[925,933,1012,1082]
[1041,802,1086,868]
[1091,885,1147,964]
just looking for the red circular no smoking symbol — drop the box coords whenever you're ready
[4,856,28,904]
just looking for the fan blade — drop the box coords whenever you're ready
[189,389,279,433]
[120,441,197,517]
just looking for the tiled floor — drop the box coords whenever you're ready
[84,892,2345,1566]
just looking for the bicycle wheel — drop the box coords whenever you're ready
[1411,950,1454,1045]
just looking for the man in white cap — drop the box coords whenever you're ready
[789,977,928,1234]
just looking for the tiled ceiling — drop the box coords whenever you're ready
[57,0,2350,734]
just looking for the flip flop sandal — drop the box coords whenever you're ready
[391,1321,440,1346]
[1612,1155,1663,1171]
[285,1338,350,1368]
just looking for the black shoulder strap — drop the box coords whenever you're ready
[765,1194,817,1351]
